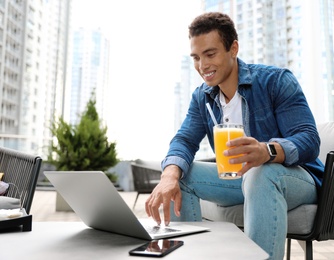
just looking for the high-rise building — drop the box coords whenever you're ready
[69,28,109,126]
[0,0,71,157]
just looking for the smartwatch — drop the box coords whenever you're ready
[266,143,277,162]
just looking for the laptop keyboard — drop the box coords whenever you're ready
[145,225,181,234]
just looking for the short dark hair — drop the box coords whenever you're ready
[188,12,238,51]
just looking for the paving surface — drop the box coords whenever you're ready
[30,190,334,259]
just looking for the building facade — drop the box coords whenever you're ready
[0,0,71,157]
[69,28,109,126]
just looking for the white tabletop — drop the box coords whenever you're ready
[0,221,268,260]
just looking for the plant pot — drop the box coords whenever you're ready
[55,192,73,212]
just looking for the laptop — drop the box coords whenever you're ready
[44,171,210,240]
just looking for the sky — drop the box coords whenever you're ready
[71,0,203,161]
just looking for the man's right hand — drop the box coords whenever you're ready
[145,165,182,226]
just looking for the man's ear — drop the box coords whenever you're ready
[231,40,239,58]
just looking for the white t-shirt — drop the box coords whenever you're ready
[219,90,243,125]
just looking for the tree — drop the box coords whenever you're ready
[48,95,118,175]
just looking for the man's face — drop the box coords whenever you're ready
[190,30,237,87]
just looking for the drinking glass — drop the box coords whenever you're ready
[213,123,244,179]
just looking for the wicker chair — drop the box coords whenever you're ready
[131,163,161,209]
[0,147,42,231]
[286,151,334,260]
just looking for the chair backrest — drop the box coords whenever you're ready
[312,151,334,241]
[317,122,334,164]
[0,147,42,214]
[131,163,161,192]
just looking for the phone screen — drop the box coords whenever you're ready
[129,239,184,257]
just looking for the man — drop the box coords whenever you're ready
[145,12,324,259]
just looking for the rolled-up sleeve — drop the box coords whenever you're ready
[269,138,299,166]
[161,156,190,179]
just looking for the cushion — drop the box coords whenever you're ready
[200,200,317,235]
[0,208,23,220]
[0,181,9,195]
[0,196,21,209]
[287,204,317,234]
[317,122,334,164]
[200,200,244,226]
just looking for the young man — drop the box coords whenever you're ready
[145,12,324,259]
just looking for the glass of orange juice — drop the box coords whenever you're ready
[213,123,244,179]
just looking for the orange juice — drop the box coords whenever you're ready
[213,124,244,179]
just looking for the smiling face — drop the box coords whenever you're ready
[190,30,239,92]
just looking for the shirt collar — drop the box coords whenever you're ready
[237,58,252,87]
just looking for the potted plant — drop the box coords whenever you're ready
[47,94,119,211]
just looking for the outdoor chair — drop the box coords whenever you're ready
[131,163,161,209]
[0,146,42,231]
[286,150,334,260]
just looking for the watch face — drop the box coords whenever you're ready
[268,144,277,156]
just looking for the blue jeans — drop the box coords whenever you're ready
[171,161,317,260]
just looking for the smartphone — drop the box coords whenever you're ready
[129,239,184,257]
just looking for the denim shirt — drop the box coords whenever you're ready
[162,58,324,185]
